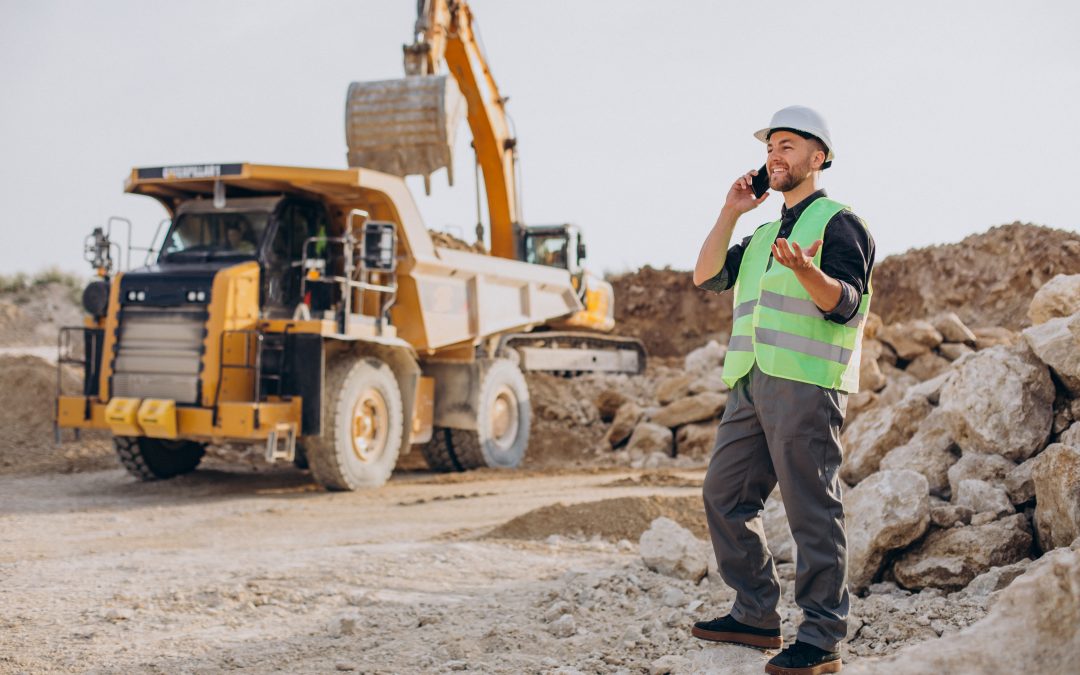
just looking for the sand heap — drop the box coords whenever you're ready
[0,355,114,474]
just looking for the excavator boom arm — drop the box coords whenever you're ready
[409,0,520,260]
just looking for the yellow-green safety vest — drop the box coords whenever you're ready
[720,197,872,393]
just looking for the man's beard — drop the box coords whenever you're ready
[769,160,811,193]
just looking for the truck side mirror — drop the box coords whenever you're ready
[363,222,397,271]
[577,240,587,261]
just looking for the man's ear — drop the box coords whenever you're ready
[811,149,826,171]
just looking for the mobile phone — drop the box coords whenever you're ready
[751,164,770,198]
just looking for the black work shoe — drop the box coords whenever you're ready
[691,614,782,649]
[764,640,842,674]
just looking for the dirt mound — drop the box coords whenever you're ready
[609,265,732,358]
[872,222,1080,330]
[607,224,1080,356]
[0,354,114,475]
[0,279,84,347]
[600,472,703,489]
[486,494,707,541]
[429,229,486,253]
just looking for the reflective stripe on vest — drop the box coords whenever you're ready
[720,197,872,393]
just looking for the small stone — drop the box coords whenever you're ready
[939,343,974,361]
[626,423,674,457]
[1004,457,1038,505]
[955,479,1014,518]
[947,452,1016,499]
[1061,422,1080,448]
[972,326,1018,351]
[650,392,726,428]
[971,512,998,526]
[685,340,726,372]
[606,402,644,448]
[549,613,577,638]
[595,389,628,422]
[674,422,716,458]
[656,374,697,405]
[932,313,977,344]
[905,352,952,382]
[104,608,133,622]
[960,559,1032,598]
[650,655,691,675]
[660,586,685,607]
[327,613,360,637]
[930,503,974,528]
[335,662,359,672]
[878,320,944,360]
[544,600,573,623]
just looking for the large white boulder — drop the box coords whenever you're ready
[846,548,1080,675]
[1022,315,1080,396]
[947,452,1015,499]
[879,409,959,498]
[1032,443,1080,551]
[841,394,933,485]
[846,470,931,593]
[639,517,710,582]
[1028,273,1080,325]
[891,514,1033,591]
[649,392,726,428]
[937,344,1055,461]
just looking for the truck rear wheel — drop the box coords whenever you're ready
[115,436,205,480]
[426,359,530,471]
[307,355,403,490]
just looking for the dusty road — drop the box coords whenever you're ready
[1,465,766,674]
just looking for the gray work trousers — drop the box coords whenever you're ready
[702,363,849,652]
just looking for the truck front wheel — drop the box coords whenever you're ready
[115,437,205,480]
[307,355,404,490]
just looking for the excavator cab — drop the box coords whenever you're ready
[523,224,587,294]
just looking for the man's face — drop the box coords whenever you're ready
[766,130,824,193]
[226,227,241,245]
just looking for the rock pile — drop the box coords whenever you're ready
[840,274,1080,594]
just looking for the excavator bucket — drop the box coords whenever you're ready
[345,75,466,190]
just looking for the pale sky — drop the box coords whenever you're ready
[2,0,1078,278]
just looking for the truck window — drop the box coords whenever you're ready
[264,200,330,313]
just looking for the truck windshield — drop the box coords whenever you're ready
[159,211,270,262]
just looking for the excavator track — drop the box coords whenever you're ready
[497,331,646,376]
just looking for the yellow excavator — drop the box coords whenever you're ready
[55,0,644,490]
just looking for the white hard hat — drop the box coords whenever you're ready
[754,105,834,169]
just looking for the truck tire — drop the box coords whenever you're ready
[306,355,403,490]
[115,436,205,480]
[450,359,531,470]
[419,428,462,472]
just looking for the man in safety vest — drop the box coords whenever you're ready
[690,106,875,675]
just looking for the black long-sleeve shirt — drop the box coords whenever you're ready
[697,189,875,324]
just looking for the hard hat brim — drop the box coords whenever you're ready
[754,126,835,162]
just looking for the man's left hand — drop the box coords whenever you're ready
[772,238,823,271]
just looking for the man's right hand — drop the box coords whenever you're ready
[723,169,770,216]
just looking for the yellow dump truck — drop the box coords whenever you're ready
[56,1,644,490]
